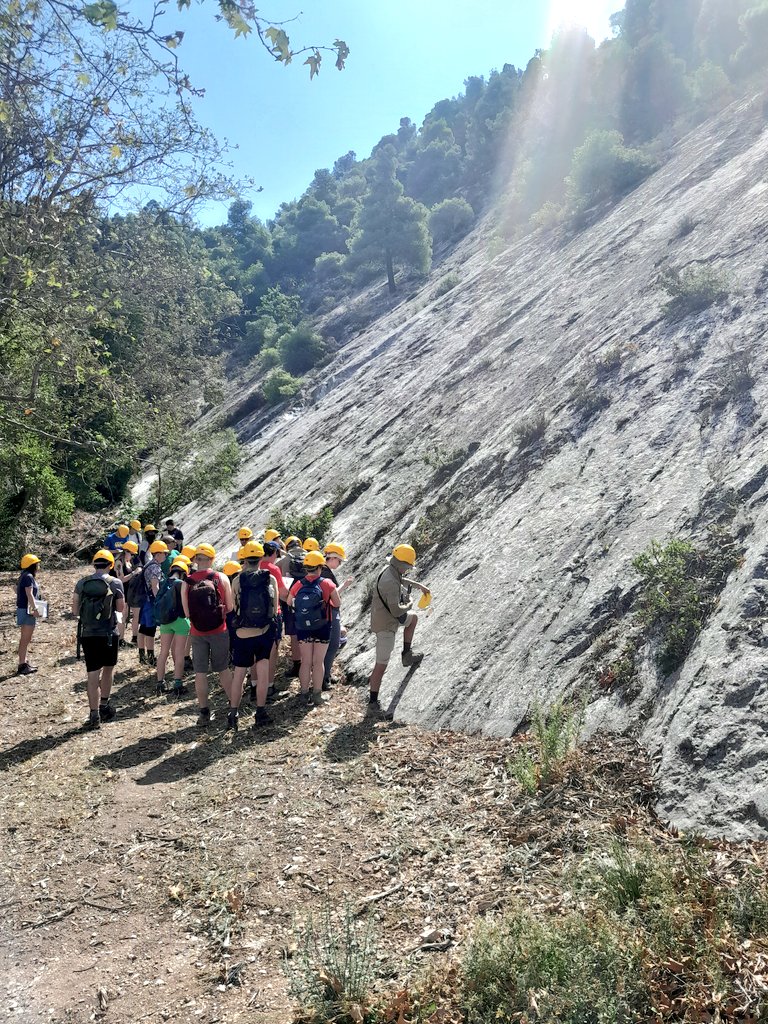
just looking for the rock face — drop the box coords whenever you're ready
[180,94,768,839]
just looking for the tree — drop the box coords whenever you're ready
[620,35,690,142]
[348,147,431,294]
[429,198,475,244]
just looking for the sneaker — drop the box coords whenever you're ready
[173,680,189,696]
[248,684,257,704]
[86,711,100,730]
[155,681,168,696]
[338,635,348,649]
[99,702,116,723]
[197,707,211,729]
[226,709,239,732]
[401,649,424,668]
[253,707,271,728]
[321,678,331,692]
[16,663,38,676]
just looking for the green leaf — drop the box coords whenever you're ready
[304,51,321,79]
[109,144,121,159]
[265,26,291,62]
[75,72,91,87]
[82,1,119,31]
[222,8,252,38]
[0,100,9,123]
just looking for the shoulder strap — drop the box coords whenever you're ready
[375,569,392,612]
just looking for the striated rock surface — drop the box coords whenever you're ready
[180,94,768,839]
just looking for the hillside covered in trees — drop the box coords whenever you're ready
[2,0,768,561]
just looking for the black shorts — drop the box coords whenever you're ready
[232,632,274,667]
[281,602,296,637]
[139,624,157,637]
[296,624,331,644]
[81,635,119,672]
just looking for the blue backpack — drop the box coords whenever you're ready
[294,577,327,631]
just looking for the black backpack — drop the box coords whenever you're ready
[79,577,114,636]
[288,549,307,580]
[125,568,148,607]
[236,569,273,630]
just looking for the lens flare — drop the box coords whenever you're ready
[546,0,618,42]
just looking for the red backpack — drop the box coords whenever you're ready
[187,571,225,632]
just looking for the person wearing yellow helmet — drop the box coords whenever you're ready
[181,544,234,729]
[115,541,140,643]
[367,543,430,711]
[228,547,279,730]
[16,554,43,675]
[128,519,143,547]
[155,559,191,697]
[288,550,341,707]
[139,524,159,564]
[259,541,291,698]
[320,543,354,692]
[277,536,308,676]
[72,549,125,729]
[104,523,130,553]
[137,540,169,668]
[230,527,253,563]
[302,537,320,552]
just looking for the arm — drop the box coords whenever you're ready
[150,573,160,597]
[337,577,354,594]
[328,582,341,609]
[25,585,41,616]
[220,573,234,614]
[271,579,279,617]
[71,592,80,617]
[181,581,190,618]
[402,575,429,594]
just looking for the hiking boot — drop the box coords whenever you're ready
[401,649,424,668]
[226,709,239,732]
[253,707,271,728]
[16,663,38,676]
[197,707,211,729]
[155,681,168,696]
[321,678,331,692]
[99,702,116,723]
[248,684,257,704]
[86,710,100,730]
[312,691,323,707]
[172,680,189,696]
[128,635,138,645]
[138,650,147,665]
[300,691,313,707]
[184,656,194,674]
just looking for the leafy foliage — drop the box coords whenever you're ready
[660,265,731,320]
[261,369,302,405]
[567,130,654,208]
[267,506,334,545]
[509,702,581,793]
[428,197,475,244]
[278,324,327,376]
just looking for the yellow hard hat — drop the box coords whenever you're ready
[418,591,433,610]
[264,528,281,542]
[392,544,416,566]
[196,543,216,560]
[121,540,139,555]
[324,542,346,560]
[20,553,40,570]
[143,524,157,533]
[181,545,197,560]
[116,524,129,538]
[130,519,142,531]
[285,535,301,547]
[174,555,191,566]
[92,548,115,566]
[303,537,320,552]
[241,541,264,560]
[149,540,169,554]
[237,545,249,561]
[238,527,253,542]
[170,559,189,574]
[222,560,242,577]
[304,550,326,568]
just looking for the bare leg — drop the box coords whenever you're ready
[131,608,141,641]
[255,659,270,707]
[219,667,233,702]
[100,666,114,702]
[195,672,209,709]
[368,662,387,697]
[86,669,102,711]
[298,642,311,695]
[157,633,173,682]
[18,624,34,666]
[311,644,329,695]
[171,635,186,679]
[269,643,278,686]
[230,666,249,709]
[404,617,417,646]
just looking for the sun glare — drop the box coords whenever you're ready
[546,0,619,43]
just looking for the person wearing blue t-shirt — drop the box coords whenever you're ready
[16,553,43,675]
[105,524,130,551]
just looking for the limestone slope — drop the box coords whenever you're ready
[182,93,768,839]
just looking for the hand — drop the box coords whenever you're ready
[32,608,42,618]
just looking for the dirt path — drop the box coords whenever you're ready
[0,568,700,1024]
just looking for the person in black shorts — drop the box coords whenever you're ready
[72,549,125,730]
[288,551,340,707]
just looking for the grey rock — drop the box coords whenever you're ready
[176,93,768,839]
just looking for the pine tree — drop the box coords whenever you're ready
[348,146,431,294]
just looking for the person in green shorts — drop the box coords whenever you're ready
[156,559,191,696]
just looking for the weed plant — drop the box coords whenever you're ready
[268,505,334,545]
[513,412,548,450]
[434,272,460,297]
[287,900,378,1024]
[660,265,730,321]
[509,702,581,793]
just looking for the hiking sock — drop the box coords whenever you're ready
[402,641,412,654]
[138,649,146,664]
[173,679,188,695]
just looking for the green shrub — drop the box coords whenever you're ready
[286,901,377,1024]
[267,505,334,545]
[530,201,564,231]
[600,842,655,911]
[242,315,275,356]
[659,265,730,321]
[632,531,741,674]
[261,368,302,405]
[260,346,281,370]
[277,323,327,376]
[509,702,581,792]
[314,251,347,283]
[513,412,548,450]
[409,496,463,553]
[429,197,475,244]
[434,272,459,297]
[566,129,654,209]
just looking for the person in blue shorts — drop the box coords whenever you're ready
[16,553,43,675]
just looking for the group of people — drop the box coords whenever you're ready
[14,518,431,733]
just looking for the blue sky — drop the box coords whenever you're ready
[173,1,622,226]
